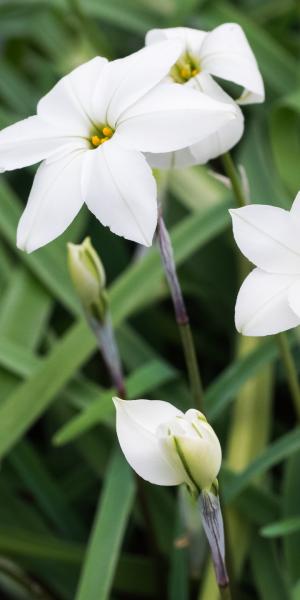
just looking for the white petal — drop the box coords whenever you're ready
[17,147,85,253]
[235,268,300,336]
[145,147,197,170]
[117,82,236,153]
[0,116,67,172]
[92,41,183,127]
[230,205,300,274]
[82,139,157,246]
[115,398,182,434]
[146,73,244,169]
[189,73,244,162]
[200,23,265,104]
[146,27,207,56]
[113,398,183,486]
[38,57,107,135]
[288,279,300,319]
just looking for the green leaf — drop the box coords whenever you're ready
[53,359,177,445]
[282,451,300,582]
[205,337,277,421]
[270,89,300,196]
[224,427,300,503]
[9,439,85,538]
[261,517,300,538]
[222,468,280,526]
[0,528,84,563]
[0,268,52,350]
[250,535,289,600]
[75,449,135,600]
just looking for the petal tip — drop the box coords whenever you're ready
[16,234,36,254]
[112,396,122,407]
[229,208,239,219]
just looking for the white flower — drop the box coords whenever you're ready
[230,192,300,336]
[0,42,237,252]
[145,23,265,168]
[113,397,221,492]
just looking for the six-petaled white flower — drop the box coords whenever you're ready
[230,192,300,336]
[113,397,221,493]
[145,23,264,168]
[0,41,238,252]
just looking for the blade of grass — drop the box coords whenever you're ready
[75,449,135,600]
[261,517,300,538]
[53,359,177,445]
[223,427,300,503]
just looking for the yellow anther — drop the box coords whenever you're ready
[102,126,113,137]
[191,68,199,77]
[91,135,101,147]
[100,137,109,144]
[180,66,191,80]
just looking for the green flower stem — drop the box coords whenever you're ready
[179,322,204,411]
[88,314,126,399]
[220,585,232,600]
[222,150,300,420]
[221,152,247,208]
[157,211,204,410]
[276,333,300,420]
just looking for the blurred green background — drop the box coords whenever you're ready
[0,0,299,599]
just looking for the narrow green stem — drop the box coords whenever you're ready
[221,152,247,208]
[179,322,203,411]
[222,150,300,422]
[276,333,300,420]
[157,211,204,410]
[220,584,232,600]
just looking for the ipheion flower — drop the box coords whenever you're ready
[114,397,221,493]
[0,41,237,252]
[145,23,264,168]
[230,192,300,336]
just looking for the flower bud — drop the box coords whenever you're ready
[157,409,221,493]
[113,398,221,494]
[67,237,108,321]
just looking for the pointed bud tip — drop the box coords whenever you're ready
[67,236,107,319]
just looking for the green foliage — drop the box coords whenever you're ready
[0,0,299,598]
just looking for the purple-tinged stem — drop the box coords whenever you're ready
[157,210,203,410]
[200,490,231,598]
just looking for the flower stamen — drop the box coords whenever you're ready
[91,126,114,148]
[171,53,200,83]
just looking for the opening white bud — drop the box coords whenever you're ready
[157,409,221,493]
[67,237,107,321]
[113,398,222,493]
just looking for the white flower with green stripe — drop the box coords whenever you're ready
[113,397,221,494]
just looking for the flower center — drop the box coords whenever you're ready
[170,52,200,84]
[90,126,114,148]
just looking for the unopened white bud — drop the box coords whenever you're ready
[67,237,107,321]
